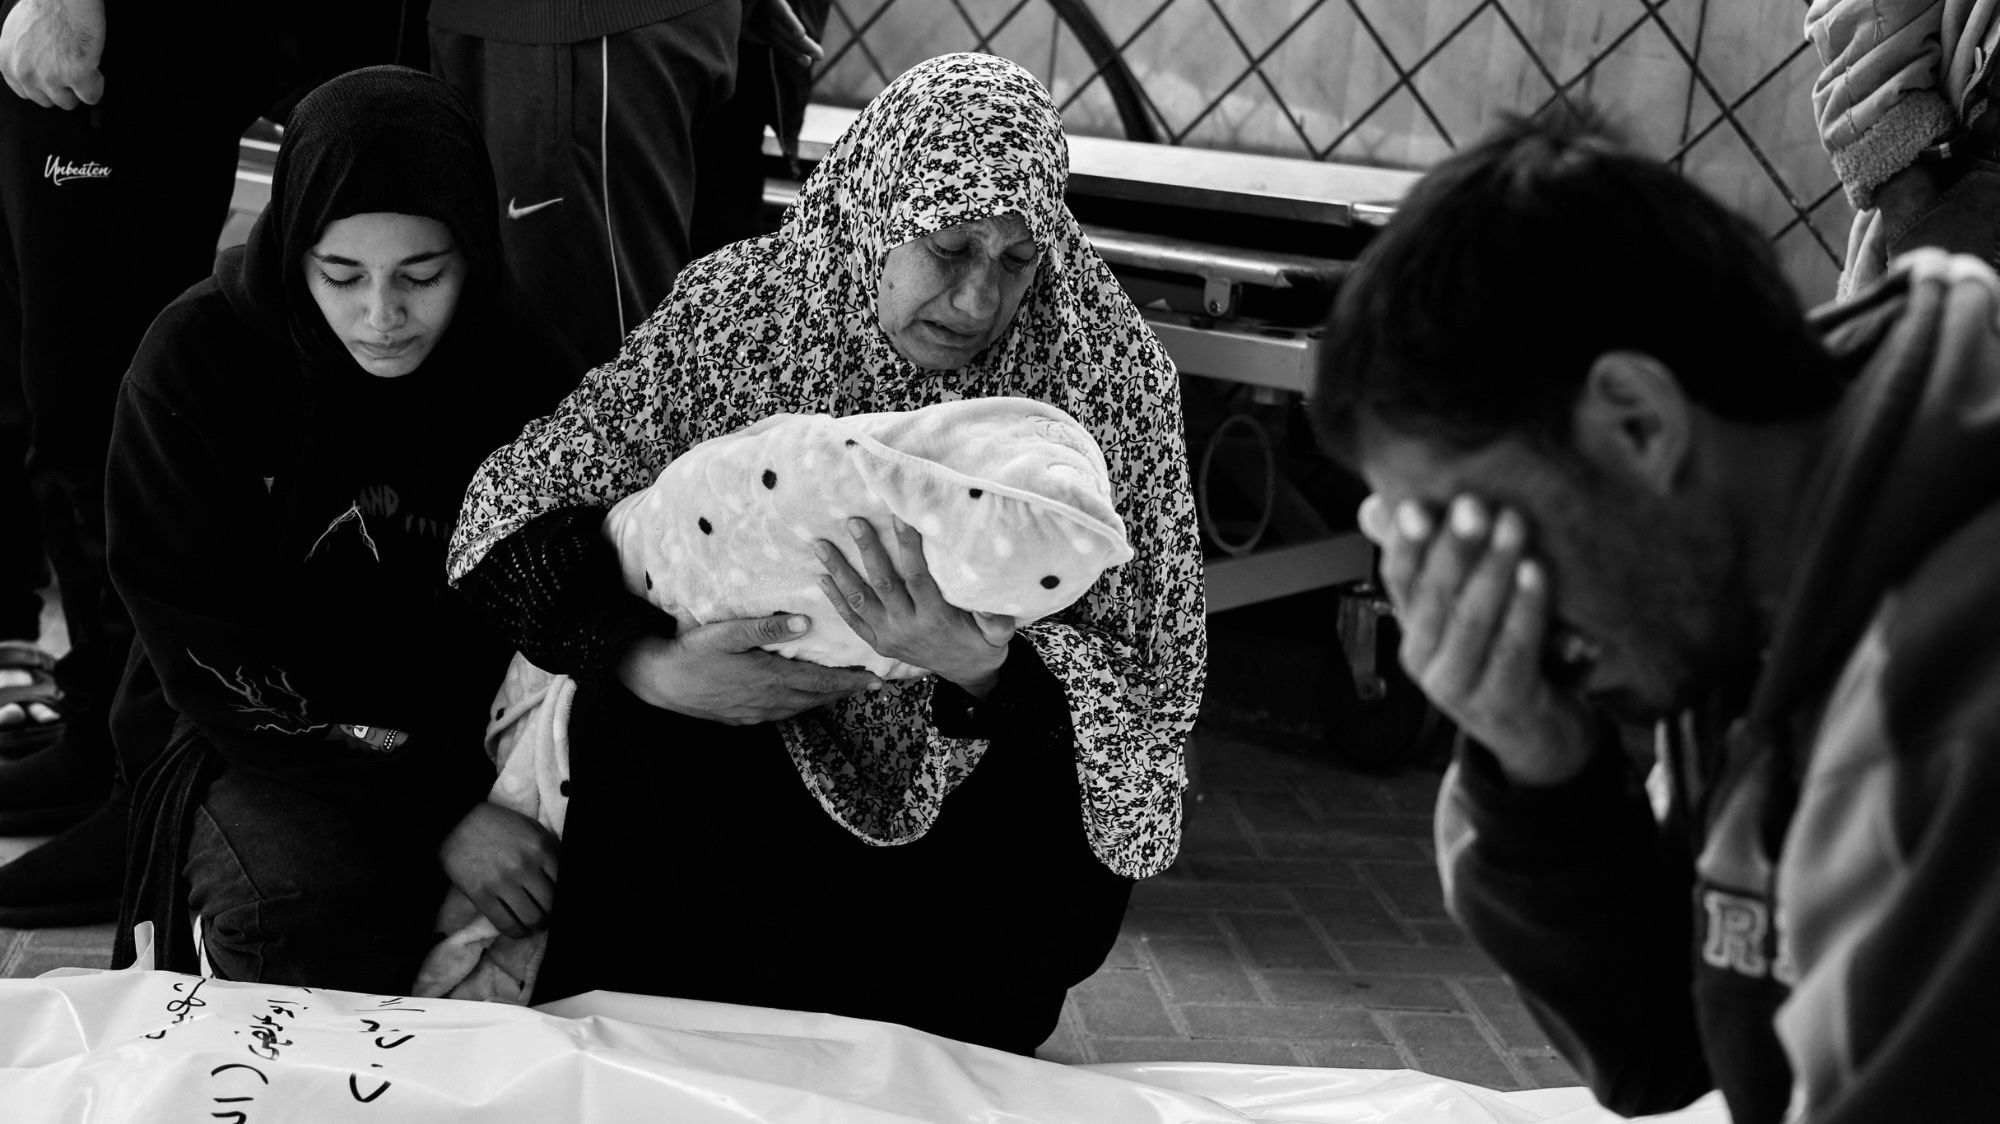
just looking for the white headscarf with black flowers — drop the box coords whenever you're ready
[450,52,1206,878]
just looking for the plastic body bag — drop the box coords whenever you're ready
[0,968,1728,1123]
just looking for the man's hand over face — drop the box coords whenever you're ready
[1362,493,1596,786]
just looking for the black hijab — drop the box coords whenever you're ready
[215,65,559,552]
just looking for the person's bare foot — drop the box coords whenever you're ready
[0,666,62,728]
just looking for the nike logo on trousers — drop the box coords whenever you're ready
[507,196,564,219]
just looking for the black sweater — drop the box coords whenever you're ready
[108,273,511,794]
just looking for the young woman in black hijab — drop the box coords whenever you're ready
[106,66,568,990]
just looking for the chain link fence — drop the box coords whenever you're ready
[814,0,1848,303]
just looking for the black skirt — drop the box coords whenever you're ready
[533,670,1135,1055]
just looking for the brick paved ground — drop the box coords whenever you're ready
[1036,730,1578,1089]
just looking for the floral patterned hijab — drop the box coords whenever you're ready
[451,53,1206,877]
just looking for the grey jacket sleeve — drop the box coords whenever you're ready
[1806,0,1963,208]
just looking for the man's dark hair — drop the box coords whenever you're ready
[1312,104,1844,465]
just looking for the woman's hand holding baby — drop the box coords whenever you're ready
[618,613,883,724]
[816,517,1017,697]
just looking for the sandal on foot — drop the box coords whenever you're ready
[0,641,65,761]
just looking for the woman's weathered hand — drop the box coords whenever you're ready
[439,803,559,940]
[618,613,882,724]
[1362,494,1595,787]
[816,517,1015,696]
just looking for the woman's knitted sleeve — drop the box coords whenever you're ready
[928,634,1071,743]
[453,505,675,684]
[445,300,691,680]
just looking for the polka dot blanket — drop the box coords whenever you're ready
[603,396,1134,679]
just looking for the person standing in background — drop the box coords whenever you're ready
[689,0,828,258]
[0,0,420,927]
[1807,2,2000,296]
[429,0,823,378]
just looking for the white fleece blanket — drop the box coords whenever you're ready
[605,395,1133,678]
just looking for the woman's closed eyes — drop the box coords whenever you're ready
[313,268,450,291]
[303,214,466,377]
[924,234,1038,273]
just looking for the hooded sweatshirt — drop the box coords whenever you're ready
[107,66,566,973]
[1437,259,2000,1124]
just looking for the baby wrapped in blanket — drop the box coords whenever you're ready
[415,395,1134,1001]
[607,395,1134,674]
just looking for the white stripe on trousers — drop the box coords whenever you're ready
[600,37,626,341]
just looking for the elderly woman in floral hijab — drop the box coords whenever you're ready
[447,52,1205,1053]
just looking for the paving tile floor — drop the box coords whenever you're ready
[1036,731,1578,1089]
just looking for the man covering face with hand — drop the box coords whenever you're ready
[1313,108,2000,1124]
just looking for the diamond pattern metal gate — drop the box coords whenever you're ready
[814,0,1848,302]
